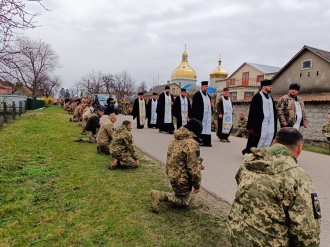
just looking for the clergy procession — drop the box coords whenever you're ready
[64,79,322,246]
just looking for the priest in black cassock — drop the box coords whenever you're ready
[173,88,192,129]
[216,87,234,142]
[156,85,175,134]
[146,92,158,128]
[131,92,147,129]
[242,79,277,155]
[191,81,214,147]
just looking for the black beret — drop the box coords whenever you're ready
[181,88,186,92]
[201,81,209,86]
[289,83,300,91]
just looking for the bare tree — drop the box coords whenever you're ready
[76,71,105,94]
[0,0,48,59]
[38,74,61,97]
[101,73,115,94]
[137,81,148,94]
[149,73,162,89]
[68,87,77,98]
[3,36,61,98]
[114,70,136,99]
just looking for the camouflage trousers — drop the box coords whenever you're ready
[81,131,96,143]
[235,128,248,138]
[112,153,138,168]
[165,192,191,207]
[72,116,81,122]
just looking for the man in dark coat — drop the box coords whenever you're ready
[173,88,192,129]
[156,85,175,134]
[191,81,214,147]
[146,92,158,128]
[242,79,277,155]
[106,94,114,114]
[216,88,234,142]
[131,92,147,129]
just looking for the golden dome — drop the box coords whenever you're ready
[210,59,228,79]
[171,48,197,79]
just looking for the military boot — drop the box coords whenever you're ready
[109,158,118,170]
[74,137,82,142]
[150,190,167,213]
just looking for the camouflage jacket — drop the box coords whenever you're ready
[321,121,330,137]
[73,105,81,117]
[110,125,138,160]
[277,93,307,127]
[96,119,115,147]
[228,144,321,246]
[166,127,202,196]
[237,117,248,129]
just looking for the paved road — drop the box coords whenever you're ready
[108,114,330,246]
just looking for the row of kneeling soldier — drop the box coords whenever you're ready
[71,108,140,169]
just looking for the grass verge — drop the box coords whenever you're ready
[0,105,230,247]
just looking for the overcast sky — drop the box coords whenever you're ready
[24,0,330,90]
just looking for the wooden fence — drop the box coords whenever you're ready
[0,101,27,129]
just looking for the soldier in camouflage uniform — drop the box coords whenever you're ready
[96,113,117,155]
[74,109,104,143]
[235,113,248,138]
[228,127,321,246]
[150,118,203,213]
[321,113,330,137]
[277,83,308,130]
[109,120,140,169]
[81,106,94,134]
[70,103,86,122]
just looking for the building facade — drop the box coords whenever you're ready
[225,62,281,101]
[272,45,330,95]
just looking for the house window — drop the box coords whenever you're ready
[229,92,237,101]
[172,88,176,95]
[229,78,236,85]
[301,59,312,70]
[256,75,264,82]
[300,73,302,77]
[244,92,254,100]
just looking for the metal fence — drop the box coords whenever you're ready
[0,101,27,129]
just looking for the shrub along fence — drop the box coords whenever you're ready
[0,101,27,129]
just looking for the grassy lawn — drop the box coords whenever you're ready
[303,144,330,156]
[0,105,230,247]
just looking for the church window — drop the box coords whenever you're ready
[301,59,312,70]
[300,73,302,77]
[316,71,319,76]
[179,82,181,87]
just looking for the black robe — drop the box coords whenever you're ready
[216,96,233,140]
[242,92,277,154]
[132,98,147,129]
[173,96,191,129]
[146,99,158,128]
[106,97,114,114]
[191,91,213,146]
[156,92,175,133]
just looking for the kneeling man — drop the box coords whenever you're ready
[109,120,140,169]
